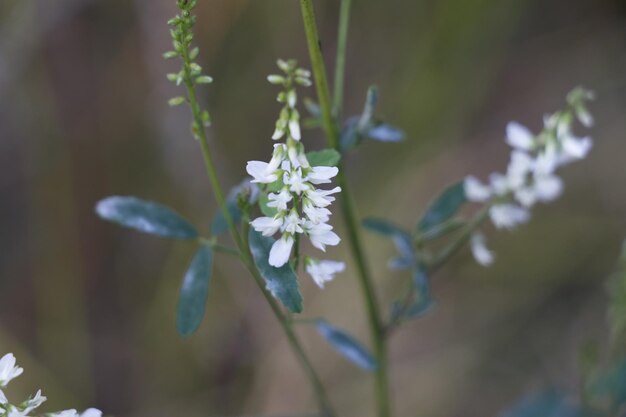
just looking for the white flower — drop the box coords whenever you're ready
[250,216,283,236]
[489,204,530,230]
[289,113,301,140]
[282,211,304,234]
[303,200,331,224]
[514,186,537,207]
[489,173,509,196]
[267,189,292,211]
[22,390,46,414]
[506,150,534,188]
[305,187,341,208]
[0,354,23,387]
[269,234,294,267]
[80,409,102,417]
[533,173,563,202]
[464,176,491,202]
[306,166,338,185]
[0,389,7,404]
[470,233,494,266]
[305,222,341,251]
[305,259,345,288]
[283,168,310,194]
[51,409,79,417]
[575,107,594,128]
[246,161,279,184]
[506,122,534,150]
[561,135,592,160]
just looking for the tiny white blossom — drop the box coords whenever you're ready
[305,258,345,288]
[489,204,530,230]
[303,200,331,224]
[282,211,304,234]
[0,389,7,404]
[576,107,594,128]
[306,222,341,251]
[283,168,310,194]
[269,234,294,267]
[0,354,23,387]
[289,117,301,140]
[470,233,494,266]
[79,409,102,417]
[506,150,534,188]
[489,173,509,196]
[307,166,339,185]
[561,135,592,160]
[464,176,491,202]
[51,409,79,417]
[305,187,341,208]
[22,390,46,414]
[533,173,563,202]
[267,189,292,211]
[250,216,283,236]
[506,122,535,150]
[246,161,279,184]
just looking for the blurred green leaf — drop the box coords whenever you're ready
[95,196,198,239]
[176,244,213,337]
[248,229,303,313]
[211,201,242,236]
[362,218,415,268]
[498,390,579,417]
[306,149,341,167]
[366,123,405,143]
[316,320,377,371]
[416,181,466,233]
[259,192,278,217]
[358,85,379,130]
[589,359,626,412]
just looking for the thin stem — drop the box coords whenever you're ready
[332,0,351,117]
[298,1,391,416]
[180,48,336,417]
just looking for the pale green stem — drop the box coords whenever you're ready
[332,0,351,117]
[298,1,391,416]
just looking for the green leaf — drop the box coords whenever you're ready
[306,149,342,167]
[176,245,213,336]
[316,320,378,371]
[362,218,415,266]
[416,181,466,233]
[589,359,626,411]
[95,196,198,239]
[248,229,303,313]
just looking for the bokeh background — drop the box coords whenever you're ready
[1,0,626,416]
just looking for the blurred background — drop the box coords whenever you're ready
[1,0,626,416]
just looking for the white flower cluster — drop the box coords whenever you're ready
[464,88,595,266]
[246,59,344,287]
[0,353,101,417]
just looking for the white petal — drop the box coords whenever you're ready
[534,174,563,202]
[489,173,509,196]
[289,119,301,140]
[246,161,278,184]
[269,235,294,267]
[79,409,102,417]
[250,217,283,236]
[306,259,345,288]
[307,166,338,184]
[489,204,530,230]
[308,229,340,252]
[514,187,537,207]
[562,136,592,160]
[576,107,594,128]
[506,122,534,150]
[464,176,491,202]
[470,233,494,266]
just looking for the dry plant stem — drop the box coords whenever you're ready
[299,1,391,416]
[180,48,336,417]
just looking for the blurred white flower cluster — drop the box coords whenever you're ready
[464,87,595,266]
[246,59,344,287]
[0,353,101,417]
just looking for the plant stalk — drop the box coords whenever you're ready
[298,1,391,416]
[181,48,336,417]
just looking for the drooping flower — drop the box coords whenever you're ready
[470,233,494,266]
[269,234,295,267]
[305,258,345,288]
[0,354,23,388]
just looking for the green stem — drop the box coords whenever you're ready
[181,49,336,417]
[299,1,391,416]
[332,0,351,117]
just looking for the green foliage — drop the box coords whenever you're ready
[176,244,213,336]
[306,149,342,167]
[258,192,278,217]
[362,218,415,269]
[316,320,378,371]
[340,86,405,151]
[248,229,303,313]
[498,390,578,417]
[416,181,466,233]
[211,200,242,236]
[95,196,198,239]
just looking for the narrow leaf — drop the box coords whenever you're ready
[306,149,342,167]
[358,85,379,129]
[95,196,198,239]
[366,123,405,142]
[339,117,362,152]
[176,245,213,336]
[362,218,415,265]
[248,229,303,313]
[211,201,242,236]
[417,181,466,233]
[316,320,378,371]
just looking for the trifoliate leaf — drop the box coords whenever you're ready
[316,320,377,371]
[176,245,213,336]
[248,229,303,313]
[95,196,198,239]
[306,149,342,167]
[416,181,466,233]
